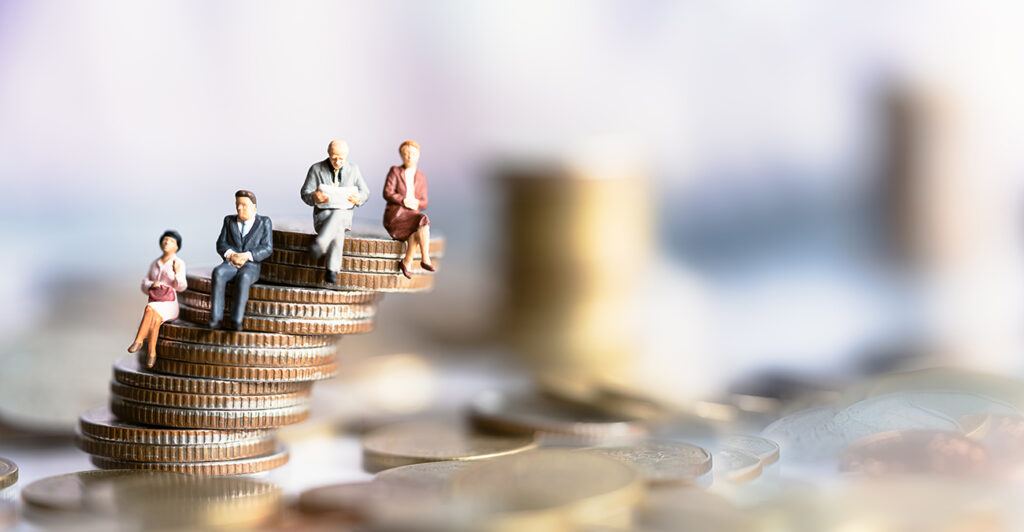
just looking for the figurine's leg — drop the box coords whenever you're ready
[315,212,344,267]
[402,232,419,268]
[145,316,164,368]
[229,262,259,330]
[417,225,432,266]
[128,306,155,352]
[210,262,239,327]
[326,228,346,274]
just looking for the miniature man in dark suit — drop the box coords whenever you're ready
[209,189,273,331]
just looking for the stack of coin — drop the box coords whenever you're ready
[264,225,444,292]
[76,229,443,475]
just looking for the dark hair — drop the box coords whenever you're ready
[235,189,257,206]
[160,230,182,250]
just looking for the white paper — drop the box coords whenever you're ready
[317,184,359,209]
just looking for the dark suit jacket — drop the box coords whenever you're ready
[215,214,273,266]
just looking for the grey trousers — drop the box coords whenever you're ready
[314,209,352,273]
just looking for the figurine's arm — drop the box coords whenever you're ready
[172,259,188,292]
[141,261,157,294]
[216,216,233,258]
[382,167,404,205]
[416,172,429,211]
[352,164,370,206]
[250,217,274,263]
[300,165,320,207]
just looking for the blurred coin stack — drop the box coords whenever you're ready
[498,161,652,404]
[77,227,442,475]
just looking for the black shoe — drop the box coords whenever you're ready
[324,270,338,284]
[207,320,221,330]
[309,243,324,260]
[228,321,243,331]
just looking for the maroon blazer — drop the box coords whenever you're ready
[383,165,428,209]
[382,165,430,241]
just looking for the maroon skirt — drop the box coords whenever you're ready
[383,203,430,241]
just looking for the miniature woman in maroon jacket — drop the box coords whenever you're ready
[382,140,435,278]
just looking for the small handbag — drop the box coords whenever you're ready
[148,284,175,302]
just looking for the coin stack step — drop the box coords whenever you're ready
[265,228,443,292]
[76,225,444,475]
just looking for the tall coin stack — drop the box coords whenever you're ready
[77,226,443,475]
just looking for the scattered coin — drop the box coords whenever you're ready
[450,449,645,529]
[468,391,649,444]
[578,441,713,486]
[0,458,17,489]
[721,435,781,467]
[713,448,763,484]
[839,430,989,477]
[361,421,537,472]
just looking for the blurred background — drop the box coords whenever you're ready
[4,0,1024,473]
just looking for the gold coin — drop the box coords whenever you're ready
[160,320,335,348]
[114,357,312,395]
[713,448,762,484]
[151,357,338,382]
[372,460,473,493]
[156,338,337,367]
[76,433,277,463]
[0,458,17,489]
[577,441,712,486]
[187,266,381,304]
[111,397,311,429]
[179,305,375,335]
[468,391,649,443]
[110,380,311,410]
[21,469,186,512]
[638,486,751,531]
[450,449,644,529]
[90,446,290,475]
[297,482,381,519]
[839,430,989,477]
[362,421,537,473]
[261,262,435,293]
[721,434,780,467]
[79,405,271,446]
[23,470,282,528]
[269,248,442,274]
[272,227,445,259]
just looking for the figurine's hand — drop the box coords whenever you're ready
[228,253,245,268]
[347,194,360,205]
[173,259,183,275]
[312,189,329,204]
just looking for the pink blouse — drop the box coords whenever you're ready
[141,256,187,295]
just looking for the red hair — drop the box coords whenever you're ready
[399,140,420,154]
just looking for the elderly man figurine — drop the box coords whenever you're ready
[300,140,370,284]
[209,189,273,331]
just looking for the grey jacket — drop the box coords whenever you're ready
[301,159,371,227]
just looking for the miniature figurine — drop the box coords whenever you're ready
[382,140,434,278]
[127,230,187,368]
[300,140,370,284]
[209,190,273,331]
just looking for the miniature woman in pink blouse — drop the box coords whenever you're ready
[382,140,435,278]
[127,230,187,368]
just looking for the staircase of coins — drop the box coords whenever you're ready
[74,228,444,475]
